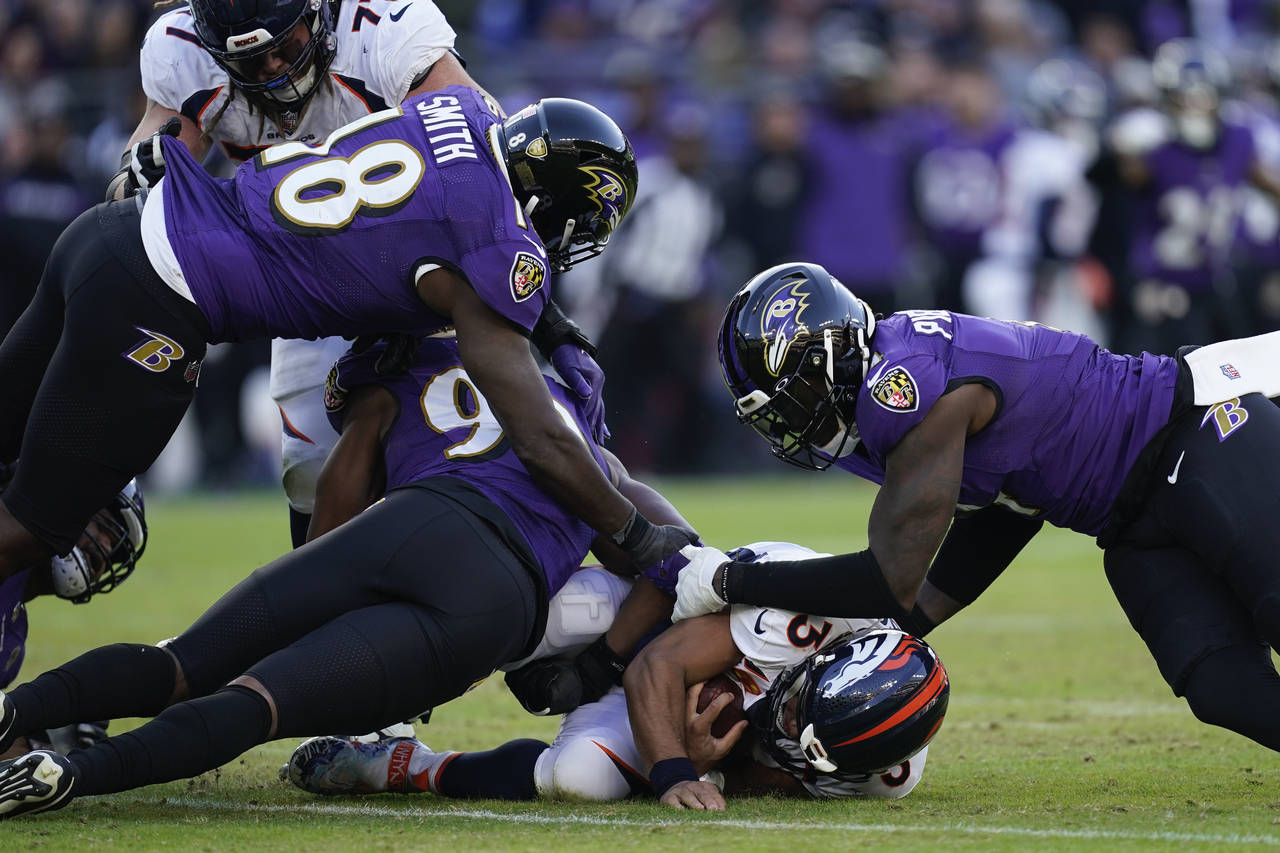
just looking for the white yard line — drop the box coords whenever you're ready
[154,796,1280,846]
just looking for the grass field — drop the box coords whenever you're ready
[6,477,1280,851]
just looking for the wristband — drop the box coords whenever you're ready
[648,757,699,798]
[610,506,647,551]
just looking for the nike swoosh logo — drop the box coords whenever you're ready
[1167,450,1186,484]
[753,610,769,635]
[390,3,413,21]
[865,361,889,389]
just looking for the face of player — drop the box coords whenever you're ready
[780,695,801,740]
[235,20,312,85]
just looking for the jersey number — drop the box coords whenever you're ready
[270,140,425,236]
[420,366,586,461]
[1154,186,1238,270]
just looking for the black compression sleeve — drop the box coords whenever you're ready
[724,548,911,622]
[926,507,1043,606]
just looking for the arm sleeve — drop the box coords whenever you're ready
[371,0,457,103]
[925,505,1043,605]
[724,549,910,623]
[139,11,230,127]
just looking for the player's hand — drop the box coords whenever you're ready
[127,116,182,193]
[684,682,748,772]
[671,544,731,622]
[612,509,699,575]
[550,343,608,441]
[659,779,726,811]
[504,658,580,716]
[349,333,419,376]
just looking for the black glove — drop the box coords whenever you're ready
[349,333,420,376]
[531,299,597,359]
[107,116,183,201]
[504,636,628,716]
[611,507,699,573]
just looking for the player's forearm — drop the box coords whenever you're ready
[507,427,634,534]
[624,653,691,767]
[923,506,1044,617]
[603,577,671,658]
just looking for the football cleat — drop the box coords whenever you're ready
[0,751,78,818]
[283,735,417,795]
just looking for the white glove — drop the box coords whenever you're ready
[671,544,731,622]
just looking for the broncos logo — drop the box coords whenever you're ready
[579,165,630,231]
[762,281,813,376]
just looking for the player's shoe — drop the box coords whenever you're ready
[0,750,78,818]
[283,735,418,795]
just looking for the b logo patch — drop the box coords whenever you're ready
[123,327,185,373]
[509,251,546,302]
[579,165,630,231]
[871,366,919,412]
[761,281,811,376]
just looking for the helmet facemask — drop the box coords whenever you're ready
[53,481,147,604]
[198,0,337,116]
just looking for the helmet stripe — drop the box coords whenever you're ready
[829,662,949,748]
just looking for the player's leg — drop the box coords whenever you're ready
[270,336,350,548]
[0,487,528,745]
[504,566,631,670]
[532,687,647,800]
[1141,393,1280,647]
[54,586,537,803]
[1105,542,1280,749]
[0,201,209,568]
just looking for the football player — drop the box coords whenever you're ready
[0,298,693,818]
[118,0,606,546]
[1110,39,1280,354]
[284,543,947,810]
[673,260,1280,757]
[0,479,147,760]
[0,92,694,600]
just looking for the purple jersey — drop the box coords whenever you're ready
[1130,122,1254,291]
[159,86,549,343]
[913,121,1018,260]
[325,338,606,599]
[838,311,1179,536]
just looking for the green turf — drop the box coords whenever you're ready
[6,478,1279,851]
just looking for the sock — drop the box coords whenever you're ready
[288,508,311,549]
[8,644,175,743]
[424,738,548,800]
[69,685,271,797]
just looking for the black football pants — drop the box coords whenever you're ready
[0,200,209,554]
[1105,393,1280,749]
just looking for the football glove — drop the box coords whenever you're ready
[610,508,699,575]
[671,544,731,622]
[349,333,419,376]
[504,636,626,716]
[550,344,608,441]
[107,116,183,201]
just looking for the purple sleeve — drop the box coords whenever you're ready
[456,240,549,334]
[323,346,383,433]
[855,352,948,461]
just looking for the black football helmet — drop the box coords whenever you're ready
[499,98,638,272]
[1151,39,1230,150]
[757,630,949,777]
[190,0,337,114]
[718,262,875,470]
[51,479,148,604]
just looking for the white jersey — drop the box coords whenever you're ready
[722,542,924,798]
[530,546,927,801]
[140,1,456,157]
[139,1,458,511]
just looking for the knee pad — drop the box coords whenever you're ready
[534,737,636,802]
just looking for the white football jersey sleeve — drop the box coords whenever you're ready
[139,2,456,153]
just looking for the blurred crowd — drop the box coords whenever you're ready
[4,0,1280,477]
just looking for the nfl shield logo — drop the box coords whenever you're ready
[279,110,300,136]
[1220,363,1241,380]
